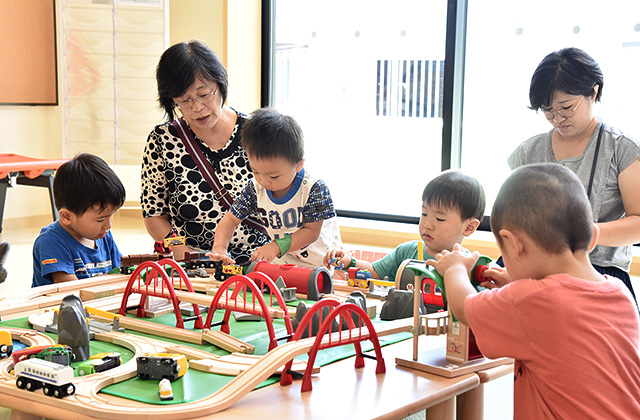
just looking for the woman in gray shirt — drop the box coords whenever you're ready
[509,48,640,304]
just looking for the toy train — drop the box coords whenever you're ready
[0,330,12,358]
[121,253,169,275]
[136,353,188,381]
[14,358,76,398]
[121,251,219,274]
[347,267,372,289]
[77,352,122,376]
[12,345,74,367]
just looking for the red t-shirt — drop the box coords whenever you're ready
[466,274,640,419]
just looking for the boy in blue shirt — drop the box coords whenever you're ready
[325,170,485,279]
[32,153,126,287]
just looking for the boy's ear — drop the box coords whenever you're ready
[58,208,73,226]
[589,223,600,253]
[462,218,481,237]
[498,228,525,258]
[296,159,305,172]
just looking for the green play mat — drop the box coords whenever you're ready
[2,299,411,405]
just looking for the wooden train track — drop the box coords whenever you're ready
[0,272,413,418]
[0,319,412,419]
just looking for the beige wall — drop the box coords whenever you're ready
[170,0,262,112]
[0,0,261,222]
[0,103,64,221]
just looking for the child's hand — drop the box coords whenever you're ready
[479,265,512,289]
[250,242,281,263]
[426,243,479,278]
[206,250,235,265]
[324,249,350,269]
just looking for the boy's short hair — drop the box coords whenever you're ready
[54,153,126,216]
[241,107,304,164]
[491,163,593,253]
[422,170,485,220]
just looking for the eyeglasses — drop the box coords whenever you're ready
[174,86,218,110]
[541,96,584,121]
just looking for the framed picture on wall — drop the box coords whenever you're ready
[0,0,57,105]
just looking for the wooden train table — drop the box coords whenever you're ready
[0,274,485,420]
[0,153,69,232]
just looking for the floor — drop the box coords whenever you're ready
[1,213,638,420]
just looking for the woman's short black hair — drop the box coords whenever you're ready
[156,40,228,121]
[529,47,603,111]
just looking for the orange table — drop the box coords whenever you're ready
[0,153,69,232]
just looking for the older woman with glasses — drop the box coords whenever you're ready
[508,47,640,304]
[141,40,269,264]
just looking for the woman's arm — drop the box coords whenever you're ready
[208,212,242,264]
[143,215,194,259]
[597,159,640,247]
[143,215,173,242]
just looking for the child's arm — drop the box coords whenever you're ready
[324,250,382,278]
[479,265,512,289]
[426,243,479,325]
[207,212,243,264]
[251,220,324,263]
[50,272,78,283]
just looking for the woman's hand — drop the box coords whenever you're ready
[206,249,235,265]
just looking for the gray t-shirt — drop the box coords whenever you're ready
[508,121,640,271]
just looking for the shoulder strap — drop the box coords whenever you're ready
[586,124,604,200]
[171,118,267,235]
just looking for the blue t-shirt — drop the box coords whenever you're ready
[32,221,122,287]
[371,240,433,280]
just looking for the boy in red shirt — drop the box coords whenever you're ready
[428,163,640,419]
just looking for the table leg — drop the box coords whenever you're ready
[16,172,59,222]
[456,383,484,420]
[0,178,8,233]
[426,397,455,419]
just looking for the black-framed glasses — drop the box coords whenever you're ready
[541,96,584,121]
[174,86,218,110]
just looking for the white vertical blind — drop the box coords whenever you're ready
[61,0,168,165]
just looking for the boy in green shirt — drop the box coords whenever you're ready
[324,170,485,280]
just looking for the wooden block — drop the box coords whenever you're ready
[366,303,377,319]
[79,282,127,300]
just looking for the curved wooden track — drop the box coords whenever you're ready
[0,319,412,419]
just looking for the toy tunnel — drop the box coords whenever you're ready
[246,261,333,301]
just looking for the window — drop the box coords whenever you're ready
[272,0,640,225]
[460,0,640,210]
[272,0,448,219]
